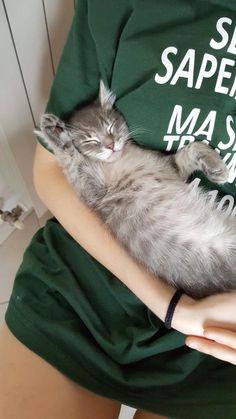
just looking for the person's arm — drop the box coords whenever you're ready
[33,143,183,320]
[33,143,236,346]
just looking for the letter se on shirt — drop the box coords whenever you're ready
[154,17,236,98]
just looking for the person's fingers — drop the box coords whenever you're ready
[203,327,236,350]
[185,336,236,365]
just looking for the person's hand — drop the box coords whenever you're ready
[172,291,236,337]
[171,291,236,364]
[185,327,236,365]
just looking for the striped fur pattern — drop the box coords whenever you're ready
[37,81,236,298]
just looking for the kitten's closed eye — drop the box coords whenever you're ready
[82,138,101,146]
[83,138,101,145]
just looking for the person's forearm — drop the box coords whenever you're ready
[33,151,178,322]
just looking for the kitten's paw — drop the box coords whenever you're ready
[201,154,229,184]
[40,113,65,133]
[40,113,69,147]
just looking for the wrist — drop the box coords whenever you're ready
[164,290,184,329]
[171,294,203,336]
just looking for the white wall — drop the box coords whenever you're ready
[0,0,75,221]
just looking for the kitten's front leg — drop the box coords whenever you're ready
[38,113,74,154]
[174,141,229,184]
[38,113,86,191]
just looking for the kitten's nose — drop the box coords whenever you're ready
[106,142,114,150]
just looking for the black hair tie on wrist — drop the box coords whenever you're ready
[164,290,183,329]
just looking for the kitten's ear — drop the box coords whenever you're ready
[99,80,116,110]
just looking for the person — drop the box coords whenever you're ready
[1,1,236,418]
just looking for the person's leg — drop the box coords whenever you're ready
[133,409,167,419]
[0,322,121,419]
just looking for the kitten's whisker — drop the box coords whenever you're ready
[128,127,149,137]
[64,122,77,128]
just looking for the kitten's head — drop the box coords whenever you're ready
[38,81,130,163]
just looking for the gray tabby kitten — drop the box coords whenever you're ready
[36,81,236,299]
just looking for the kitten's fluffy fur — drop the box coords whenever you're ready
[37,81,236,298]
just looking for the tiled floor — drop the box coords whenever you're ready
[0,210,136,419]
[120,406,136,419]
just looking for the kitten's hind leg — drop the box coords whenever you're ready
[174,141,229,184]
[38,113,73,152]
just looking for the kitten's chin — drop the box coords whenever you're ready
[105,150,123,163]
[98,150,122,163]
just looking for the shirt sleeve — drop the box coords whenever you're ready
[37,0,100,151]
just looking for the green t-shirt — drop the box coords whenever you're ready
[6,2,236,418]
[47,0,236,214]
